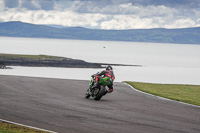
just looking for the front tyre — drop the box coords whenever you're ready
[94,86,106,101]
[85,89,90,99]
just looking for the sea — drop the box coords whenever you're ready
[0,37,200,85]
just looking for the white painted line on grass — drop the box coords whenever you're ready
[0,118,57,133]
[123,82,200,108]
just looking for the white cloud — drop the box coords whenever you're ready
[0,0,5,11]
[164,19,196,29]
[0,9,107,28]
[99,5,198,30]
[100,15,198,30]
[101,16,154,29]
[0,3,200,29]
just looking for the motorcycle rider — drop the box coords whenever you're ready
[91,65,115,93]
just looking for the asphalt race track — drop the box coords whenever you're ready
[0,75,200,133]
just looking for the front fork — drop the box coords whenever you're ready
[88,77,95,95]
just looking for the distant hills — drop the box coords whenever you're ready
[0,21,200,44]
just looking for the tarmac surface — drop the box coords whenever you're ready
[0,75,200,133]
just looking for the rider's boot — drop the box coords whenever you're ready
[108,88,113,93]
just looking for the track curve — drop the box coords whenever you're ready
[0,75,199,133]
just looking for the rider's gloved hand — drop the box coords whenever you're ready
[91,74,96,78]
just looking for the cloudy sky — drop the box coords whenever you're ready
[0,0,200,29]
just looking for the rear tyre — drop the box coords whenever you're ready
[94,86,105,101]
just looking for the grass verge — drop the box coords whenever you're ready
[124,81,200,106]
[0,121,50,133]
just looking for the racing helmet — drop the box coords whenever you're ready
[106,65,113,71]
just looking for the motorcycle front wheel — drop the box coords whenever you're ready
[85,89,90,98]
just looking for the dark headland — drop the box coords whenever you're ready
[0,54,139,69]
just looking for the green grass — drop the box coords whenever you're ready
[0,121,50,133]
[124,81,200,106]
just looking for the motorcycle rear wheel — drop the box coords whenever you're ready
[94,86,106,101]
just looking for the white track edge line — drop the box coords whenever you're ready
[123,82,200,108]
[0,118,58,133]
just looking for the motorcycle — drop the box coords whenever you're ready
[85,75,111,100]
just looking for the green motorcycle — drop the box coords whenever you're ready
[85,75,111,100]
